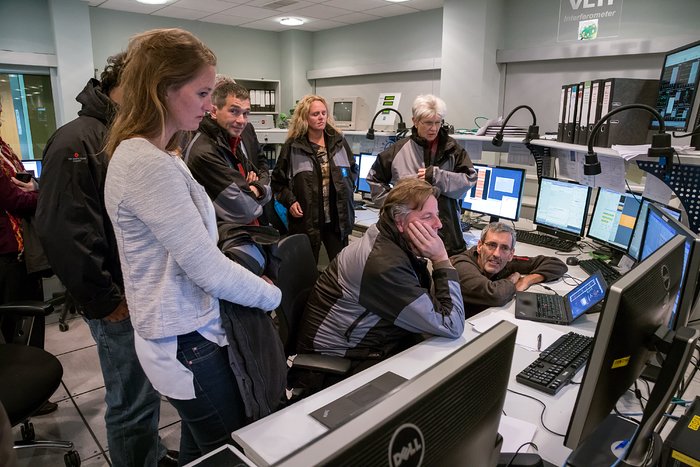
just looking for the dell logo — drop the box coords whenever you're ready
[388,423,425,467]
[569,0,614,9]
[661,264,671,291]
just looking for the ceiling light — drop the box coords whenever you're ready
[136,0,169,5]
[280,17,304,26]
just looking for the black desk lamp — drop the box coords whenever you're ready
[366,108,407,140]
[585,104,673,178]
[491,105,540,147]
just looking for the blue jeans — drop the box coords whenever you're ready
[86,317,166,467]
[167,331,246,465]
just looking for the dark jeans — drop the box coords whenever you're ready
[310,221,348,264]
[167,331,246,466]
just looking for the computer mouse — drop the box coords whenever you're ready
[566,257,580,266]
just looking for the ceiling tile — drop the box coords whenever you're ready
[171,0,244,13]
[97,0,164,14]
[365,3,419,17]
[151,5,211,20]
[199,12,252,25]
[333,11,382,24]
[406,0,444,10]
[219,4,279,19]
[292,4,354,20]
[297,18,347,31]
[320,0,387,12]
[242,0,314,9]
[237,18,290,31]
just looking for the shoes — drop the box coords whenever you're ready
[158,450,179,467]
[34,400,58,416]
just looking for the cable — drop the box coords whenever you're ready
[624,179,642,204]
[504,441,539,467]
[506,389,566,437]
[474,116,488,129]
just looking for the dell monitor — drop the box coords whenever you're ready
[274,321,517,467]
[21,159,42,178]
[627,198,682,262]
[357,152,375,194]
[651,39,700,132]
[565,235,697,466]
[586,188,642,262]
[533,177,592,241]
[461,164,526,223]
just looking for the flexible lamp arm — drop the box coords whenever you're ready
[366,108,407,140]
[586,104,665,153]
[492,105,539,146]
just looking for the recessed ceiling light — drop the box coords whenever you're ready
[280,17,304,26]
[136,0,169,5]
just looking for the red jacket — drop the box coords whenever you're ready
[0,138,37,255]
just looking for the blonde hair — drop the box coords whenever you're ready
[412,94,447,122]
[286,95,340,140]
[105,28,216,157]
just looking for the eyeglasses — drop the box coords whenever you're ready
[482,242,512,253]
[230,107,251,119]
[419,120,442,128]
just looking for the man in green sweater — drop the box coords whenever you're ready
[450,222,568,317]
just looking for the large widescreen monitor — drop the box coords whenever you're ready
[627,198,682,262]
[586,188,642,253]
[651,39,700,131]
[533,177,592,240]
[461,165,526,222]
[564,236,695,466]
[274,321,517,467]
[357,153,375,194]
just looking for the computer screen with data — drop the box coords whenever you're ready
[586,188,642,252]
[357,153,375,193]
[534,178,592,238]
[652,40,700,131]
[461,165,525,222]
[627,198,681,261]
[567,272,607,321]
[21,159,42,178]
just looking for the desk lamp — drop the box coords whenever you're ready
[366,108,407,140]
[585,104,673,178]
[491,105,540,147]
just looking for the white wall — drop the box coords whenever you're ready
[0,0,54,55]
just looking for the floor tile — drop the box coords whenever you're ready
[71,387,110,458]
[45,316,94,357]
[57,345,105,397]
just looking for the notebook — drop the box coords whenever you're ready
[514,271,607,325]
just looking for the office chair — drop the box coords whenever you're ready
[0,301,81,466]
[274,235,351,397]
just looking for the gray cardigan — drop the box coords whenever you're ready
[105,138,281,339]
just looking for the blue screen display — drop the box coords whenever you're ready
[461,165,525,221]
[628,199,681,261]
[567,271,607,319]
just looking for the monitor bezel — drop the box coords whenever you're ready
[330,97,359,130]
[585,187,643,254]
[356,152,375,194]
[650,39,700,132]
[533,177,592,239]
[460,164,527,222]
[626,196,682,262]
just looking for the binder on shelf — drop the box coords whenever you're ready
[564,83,578,143]
[586,79,604,147]
[572,82,584,144]
[595,78,659,147]
[269,90,276,112]
[576,81,592,145]
[557,85,568,142]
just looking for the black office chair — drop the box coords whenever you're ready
[274,235,351,397]
[0,301,80,466]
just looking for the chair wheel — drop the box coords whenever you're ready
[21,421,35,441]
[64,449,80,466]
[59,322,69,332]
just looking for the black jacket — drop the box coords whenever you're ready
[271,129,356,249]
[35,79,122,319]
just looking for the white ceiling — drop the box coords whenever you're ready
[81,0,444,32]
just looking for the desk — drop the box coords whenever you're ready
[233,239,598,466]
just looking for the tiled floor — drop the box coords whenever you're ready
[13,314,182,466]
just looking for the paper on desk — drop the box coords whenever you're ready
[464,140,483,161]
[499,415,538,453]
[507,143,535,166]
[611,144,651,161]
[469,310,565,351]
[642,172,674,204]
[578,154,626,192]
[475,117,503,136]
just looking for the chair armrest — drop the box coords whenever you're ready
[293,353,352,375]
[0,301,54,317]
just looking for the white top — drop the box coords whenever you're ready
[105,137,281,398]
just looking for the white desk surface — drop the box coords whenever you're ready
[233,235,601,466]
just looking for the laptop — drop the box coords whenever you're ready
[514,271,607,325]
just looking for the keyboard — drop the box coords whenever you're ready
[578,258,621,283]
[516,332,593,395]
[535,294,566,321]
[515,230,577,252]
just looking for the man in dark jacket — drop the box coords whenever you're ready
[297,178,465,366]
[367,94,477,256]
[35,55,177,467]
[450,222,568,317]
[185,80,277,274]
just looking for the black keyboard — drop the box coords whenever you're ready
[515,230,577,252]
[578,258,621,283]
[535,294,566,321]
[516,332,593,395]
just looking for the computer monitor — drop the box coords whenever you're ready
[586,188,642,255]
[564,236,697,466]
[461,165,526,223]
[639,204,700,329]
[533,177,592,240]
[274,321,517,467]
[627,198,682,262]
[329,96,368,130]
[651,39,700,132]
[21,159,42,178]
[357,153,375,194]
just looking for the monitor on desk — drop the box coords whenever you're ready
[461,164,526,223]
[627,198,682,262]
[533,177,592,240]
[274,321,517,467]
[357,152,376,194]
[21,159,42,178]
[586,188,642,254]
[564,236,697,466]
